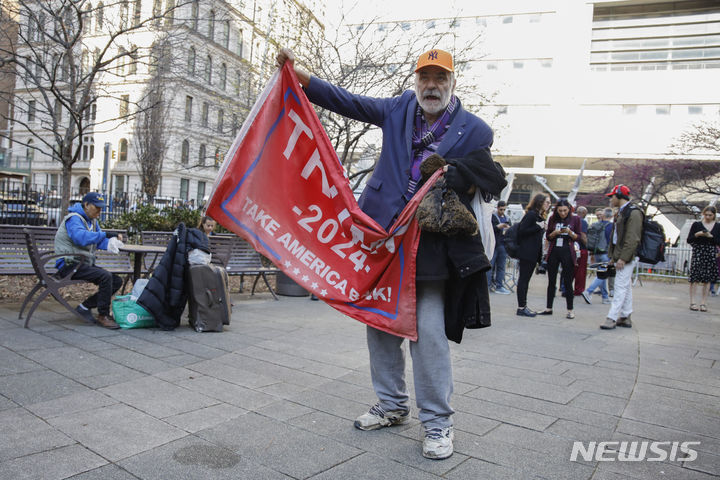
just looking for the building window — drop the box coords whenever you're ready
[198,143,206,166]
[117,47,127,76]
[83,10,92,34]
[201,102,209,127]
[118,138,128,161]
[180,178,189,200]
[232,113,238,137]
[26,139,34,164]
[497,106,508,115]
[95,2,104,33]
[54,99,62,123]
[236,71,241,96]
[191,0,198,30]
[208,9,215,41]
[113,175,126,195]
[237,29,243,57]
[655,105,670,115]
[513,61,524,69]
[197,181,206,205]
[152,0,161,23]
[591,5,720,70]
[119,94,130,116]
[120,0,129,29]
[82,136,94,161]
[205,55,212,84]
[129,45,138,75]
[181,139,189,164]
[133,0,142,27]
[622,105,637,115]
[165,0,174,26]
[185,95,193,122]
[502,16,513,24]
[222,20,229,48]
[220,63,227,90]
[187,47,195,75]
[61,54,69,80]
[217,109,223,133]
[688,105,703,115]
[28,100,36,122]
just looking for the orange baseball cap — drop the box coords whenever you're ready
[415,49,454,73]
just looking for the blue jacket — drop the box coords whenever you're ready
[56,203,110,269]
[305,77,494,230]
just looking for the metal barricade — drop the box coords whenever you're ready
[634,246,692,284]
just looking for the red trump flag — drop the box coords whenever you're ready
[206,64,439,340]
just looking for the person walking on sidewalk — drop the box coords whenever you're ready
[54,192,123,329]
[489,201,512,294]
[600,185,642,330]
[539,199,583,319]
[582,208,614,305]
[687,206,720,312]
[515,194,548,317]
[276,47,504,460]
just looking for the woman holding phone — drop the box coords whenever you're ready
[539,198,583,319]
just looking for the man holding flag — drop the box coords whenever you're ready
[277,47,500,460]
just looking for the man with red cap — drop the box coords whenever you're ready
[276,47,503,459]
[600,184,642,330]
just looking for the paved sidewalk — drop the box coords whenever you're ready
[0,280,718,479]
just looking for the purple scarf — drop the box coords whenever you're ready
[407,95,458,196]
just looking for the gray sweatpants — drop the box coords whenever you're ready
[366,280,454,429]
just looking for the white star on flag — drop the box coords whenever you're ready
[301,275,309,282]
[310,282,318,289]
[284,260,292,268]
[320,289,328,296]
[293,268,300,275]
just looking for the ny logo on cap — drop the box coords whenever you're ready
[428,51,438,60]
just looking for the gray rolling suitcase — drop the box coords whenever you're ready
[187,264,231,332]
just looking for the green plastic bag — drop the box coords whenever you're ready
[112,295,155,329]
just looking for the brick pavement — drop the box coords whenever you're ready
[0,279,718,479]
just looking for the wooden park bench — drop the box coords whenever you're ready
[0,225,132,327]
[223,236,280,300]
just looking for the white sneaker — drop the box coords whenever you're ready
[602,298,612,304]
[495,287,512,295]
[581,291,592,304]
[422,426,454,460]
[354,403,409,431]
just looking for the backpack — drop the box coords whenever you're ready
[622,205,666,265]
[503,223,521,259]
[586,220,609,253]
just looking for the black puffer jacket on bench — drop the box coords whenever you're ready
[137,223,209,330]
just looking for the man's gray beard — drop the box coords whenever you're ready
[415,91,451,116]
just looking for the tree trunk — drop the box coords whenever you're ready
[60,161,73,217]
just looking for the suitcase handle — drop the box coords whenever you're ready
[205,289,214,307]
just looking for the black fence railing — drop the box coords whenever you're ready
[0,180,200,227]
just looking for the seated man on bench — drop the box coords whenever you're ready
[54,192,123,329]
